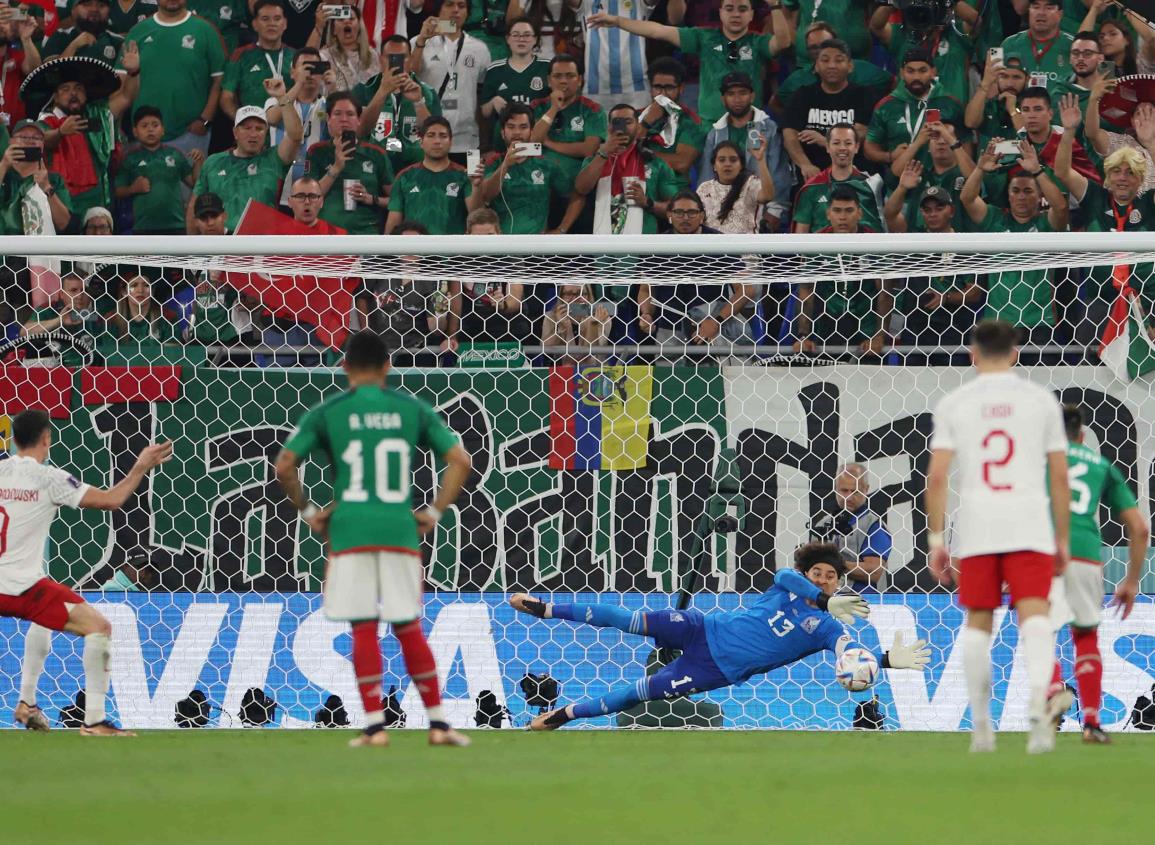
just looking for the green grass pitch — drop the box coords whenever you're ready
[2,730,1149,844]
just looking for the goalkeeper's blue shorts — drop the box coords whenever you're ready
[643,609,730,700]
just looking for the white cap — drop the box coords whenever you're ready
[234,105,268,127]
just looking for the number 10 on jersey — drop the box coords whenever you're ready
[341,439,410,503]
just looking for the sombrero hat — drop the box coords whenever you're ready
[19,56,119,104]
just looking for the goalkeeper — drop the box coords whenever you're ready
[510,543,931,729]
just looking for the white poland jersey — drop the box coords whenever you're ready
[930,371,1066,559]
[0,456,89,595]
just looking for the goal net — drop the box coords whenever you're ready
[1,232,1153,732]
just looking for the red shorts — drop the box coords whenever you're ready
[958,551,1054,609]
[0,578,84,631]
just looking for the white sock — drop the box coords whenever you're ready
[426,705,446,724]
[20,624,51,706]
[1020,615,1055,721]
[962,626,993,728]
[83,633,111,726]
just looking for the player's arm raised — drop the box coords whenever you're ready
[416,444,472,535]
[773,568,869,623]
[79,442,173,510]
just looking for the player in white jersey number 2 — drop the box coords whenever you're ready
[925,320,1073,754]
[1,409,172,736]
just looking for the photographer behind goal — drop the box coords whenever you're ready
[811,463,892,592]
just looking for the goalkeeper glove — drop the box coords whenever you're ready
[884,631,931,670]
[816,593,870,624]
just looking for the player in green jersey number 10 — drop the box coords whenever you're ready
[1049,404,1149,744]
[275,331,473,748]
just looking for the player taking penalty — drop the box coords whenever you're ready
[926,319,1072,754]
[1,409,172,736]
[1048,404,1149,744]
[275,330,472,748]
[510,542,931,730]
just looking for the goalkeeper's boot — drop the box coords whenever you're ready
[428,724,471,747]
[79,720,136,737]
[348,725,389,748]
[969,720,996,753]
[1082,724,1111,745]
[1046,685,1075,730]
[530,706,573,731]
[14,701,50,732]
[509,593,550,619]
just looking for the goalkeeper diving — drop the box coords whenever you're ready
[510,542,931,729]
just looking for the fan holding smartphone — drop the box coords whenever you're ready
[0,120,74,235]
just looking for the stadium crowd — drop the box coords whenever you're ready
[1,0,1154,362]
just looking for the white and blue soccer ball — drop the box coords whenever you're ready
[835,648,879,692]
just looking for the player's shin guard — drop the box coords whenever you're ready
[572,679,648,720]
[1020,615,1055,721]
[351,621,385,727]
[394,620,445,726]
[20,624,51,706]
[549,603,643,635]
[1072,627,1103,728]
[962,626,993,728]
[82,633,111,726]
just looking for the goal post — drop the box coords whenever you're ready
[1,233,1153,731]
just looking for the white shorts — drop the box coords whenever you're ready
[323,551,423,622]
[1049,559,1105,630]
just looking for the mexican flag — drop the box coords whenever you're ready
[1099,286,1155,382]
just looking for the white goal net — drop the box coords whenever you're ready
[1,233,1152,731]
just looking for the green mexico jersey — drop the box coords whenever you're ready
[1076,181,1155,307]
[530,96,606,195]
[223,45,296,110]
[387,162,472,234]
[866,90,967,175]
[814,273,880,335]
[483,156,565,234]
[109,0,155,35]
[901,165,968,231]
[306,140,393,235]
[784,0,870,60]
[41,27,124,64]
[886,22,974,105]
[121,13,226,141]
[676,27,777,123]
[194,147,288,227]
[642,109,705,193]
[1000,31,1074,83]
[116,144,192,232]
[976,205,1058,326]
[353,77,442,170]
[793,169,882,231]
[282,384,460,555]
[776,60,893,109]
[1067,441,1138,562]
[0,171,72,235]
[480,57,550,148]
[187,0,249,53]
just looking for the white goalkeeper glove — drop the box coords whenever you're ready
[818,593,870,624]
[884,631,931,670]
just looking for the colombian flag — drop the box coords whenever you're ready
[549,365,654,470]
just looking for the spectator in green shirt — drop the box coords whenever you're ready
[103,273,182,353]
[965,53,1029,150]
[41,0,124,65]
[385,115,484,234]
[20,273,104,366]
[0,120,75,236]
[355,35,440,173]
[115,106,204,235]
[220,0,295,121]
[869,2,977,105]
[479,17,551,151]
[528,54,606,199]
[784,0,871,62]
[637,57,705,193]
[587,0,792,123]
[1001,0,1075,84]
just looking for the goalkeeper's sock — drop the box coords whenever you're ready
[1020,615,1055,722]
[572,680,647,720]
[82,632,111,726]
[550,603,643,635]
[394,620,444,724]
[962,626,993,728]
[19,623,51,706]
[1072,627,1103,728]
[1048,660,1064,696]
[351,621,385,727]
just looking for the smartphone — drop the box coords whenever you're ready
[925,108,941,124]
[322,5,354,19]
[436,19,457,33]
[1099,60,1116,79]
[19,146,42,162]
[1029,72,1049,88]
[466,149,481,173]
[988,47,1003,64]
[513,141,542,157]
[994,139,1022,166]
[567,302,591,320]
[747,127,762,150]
[341,129,357,154]
[8,9,27,21]
[306,60,331,75]
[610,116,630,135]
[387,53,406,73]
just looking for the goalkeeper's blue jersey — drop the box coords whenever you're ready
[703,569,853,684]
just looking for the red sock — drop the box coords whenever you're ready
[1049,660,1064,695]
[1072,627,1103,728]
[394,620,443,719]
[351,621,384,725]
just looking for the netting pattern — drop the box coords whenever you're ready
[1,244,1154,732]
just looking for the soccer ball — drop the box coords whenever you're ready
[835,648,879,692]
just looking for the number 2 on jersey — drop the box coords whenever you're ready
[981,429,1015,491]
[341,439,410,503]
